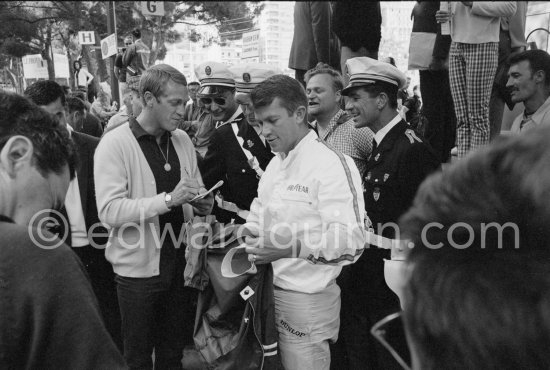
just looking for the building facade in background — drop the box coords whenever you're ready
[256,1,294,75]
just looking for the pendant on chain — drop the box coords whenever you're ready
[164,163,172,172]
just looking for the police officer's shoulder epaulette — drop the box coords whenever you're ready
[215,121,228,129]
[404,129,423,144]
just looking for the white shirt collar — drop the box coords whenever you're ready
[278,130,317,161]
[224,106,243,124]
[374,114,402,145]
[531,96,550,126]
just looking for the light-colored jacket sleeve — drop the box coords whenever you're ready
[508,1,527,48]
[94,131,170,228]
[298,154,366,266]
[471,1,516,18]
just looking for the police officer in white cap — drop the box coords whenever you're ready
[199,62,276,224]
[336,57,440,370]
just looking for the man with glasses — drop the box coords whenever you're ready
[123,29,150,86]
[389,126,550,370]
[198,62,274,224]
[341,57,439,370]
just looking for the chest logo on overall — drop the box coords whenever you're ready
[287,184,309,194]
[373,187,380,201]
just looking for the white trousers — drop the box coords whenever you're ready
[274,283,341,370]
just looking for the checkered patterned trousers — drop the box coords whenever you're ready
[449,42,498,158]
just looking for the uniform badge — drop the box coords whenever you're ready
[365,172,371,181]
[373,187,380,202]
[205,66,212,76]
[247,139,254,148]
[383,173,389,182]
[243,72,251,83]
[375,153,380,161]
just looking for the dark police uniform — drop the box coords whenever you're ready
[196,61,277,224]
[335,56,441,370]
[199,113,273,224]
[340,119,440,370]
[364,120,440,235]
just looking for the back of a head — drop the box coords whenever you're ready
[405,247,550,370]
[399,127,550,369]
[132,28,141,39]
[66,97,87,115]
[139,63,187,103]
[24,80,66,107]
[70,91,87,103]
[251,74,307,116]
[0,91,77,179]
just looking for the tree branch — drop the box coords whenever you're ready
[165,20,219,27]
[10,15,60,24]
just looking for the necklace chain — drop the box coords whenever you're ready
[157,138,171,171]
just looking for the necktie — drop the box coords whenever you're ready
[372,138,378,153]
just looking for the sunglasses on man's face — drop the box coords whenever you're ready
[200,96,227,106]
[125,42,132,46]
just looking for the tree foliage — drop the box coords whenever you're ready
[0,1,261,94]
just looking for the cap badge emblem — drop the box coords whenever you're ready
[205,66,212,76]
[373,187,380,202]
[243,73,251,83]
[383,173,389,182]
[247,139,254,148]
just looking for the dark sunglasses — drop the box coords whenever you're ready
[200,96,227,106]
[124,42,132,46]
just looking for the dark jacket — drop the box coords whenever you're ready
[199,114,273,224]
[332,1,382,52]
[51,131,107,248]
[182,218,279,370]
[288,1,340,71]
[0,216,126,369]
[82,112,104,137]
[364,120,440,237]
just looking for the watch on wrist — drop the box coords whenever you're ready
[165,192,172,209]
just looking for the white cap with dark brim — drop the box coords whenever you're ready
[195,61,235,91]
[229,63,281,94]
[342,57,407,95]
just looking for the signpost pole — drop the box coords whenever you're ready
[107,0,119,105]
